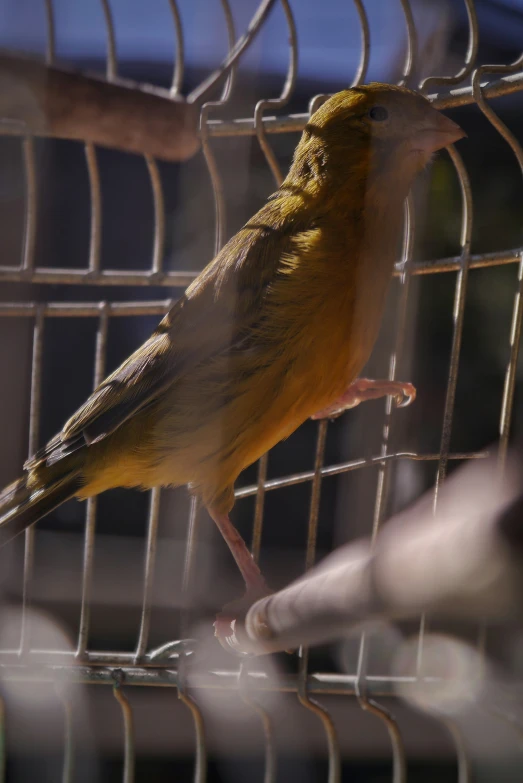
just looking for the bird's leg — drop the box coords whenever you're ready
[311,378,416,420]
[208,508,270,652]
[209,508,268,591]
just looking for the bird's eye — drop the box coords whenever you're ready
[369,106,389,122]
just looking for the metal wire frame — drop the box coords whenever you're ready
[112,671,136,783]
[199,0,237,255]
[351,194,416,783]
[55,679,75,783]
[0,1,522,781]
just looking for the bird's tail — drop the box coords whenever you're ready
[0,464,83,548]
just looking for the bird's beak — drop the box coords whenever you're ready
[412,110,467,154]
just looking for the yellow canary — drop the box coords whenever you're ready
[0,84,464,642]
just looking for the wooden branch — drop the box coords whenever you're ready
[0,52,200,161]
[229,451,523,654]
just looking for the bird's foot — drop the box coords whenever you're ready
[311,378,416,420]
[214,582,272,655]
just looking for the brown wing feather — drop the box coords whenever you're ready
[25,302,183,470]
[25,202,305,472]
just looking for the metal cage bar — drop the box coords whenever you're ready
[113,674,136,783]
[199,0,237,255]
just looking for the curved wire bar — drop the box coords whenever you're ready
[176,496,208,783]
[433,146,473,500]
[76,303,109,657]
[98,1,166,279]
[308,0,369,117]
[18,304,45,654]
[355,634,407,783]
[83,2,114,278]
[298,652,341,783]
[414,153,471,718]
[188,0,277,105]
[372,194,415,530]
[100,2,166,277]
[84,143,103,274]
[100,0,117,83]
[498,254,523,469]
[43,0,56,66]
[253,0,298,186]
[191,71,523,139]
[250,0,296,581]
[98,13,167,639]
[440,717,472,783]
[418,146,473,783]
[352,0,370,88]
[468,60,523,748]
[181,495,200,600]
[145,155,166,276]
[397,0,417,87]
[419,0,478,94]
[55,682,75,783]
[472,54,523,471]
[112,674,136,783]
[21,137,37,273]
[252,452,268,565]
[168,0,185,97]
[133,487,161,661]
[199,0,237,254]
[297,422,341,783]
[239,661,276,783]
[350,196,415,783]
[235,449,485,500]
[352,197,415,783]
[178,684,207,783]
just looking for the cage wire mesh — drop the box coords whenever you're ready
[0,0,522,781]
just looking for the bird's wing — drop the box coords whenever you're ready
[25,209,300,471]
[25,303,182,469]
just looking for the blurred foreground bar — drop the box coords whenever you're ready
[241,451,523,654]
[0,51,200,161]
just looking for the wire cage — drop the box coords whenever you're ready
[0,0,522,781]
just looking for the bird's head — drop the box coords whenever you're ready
[288,83,465,199]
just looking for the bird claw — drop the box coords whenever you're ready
[311,380,416,420]
[214,586,273,655]
[214,615,251,656]
[394,383,416,408]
